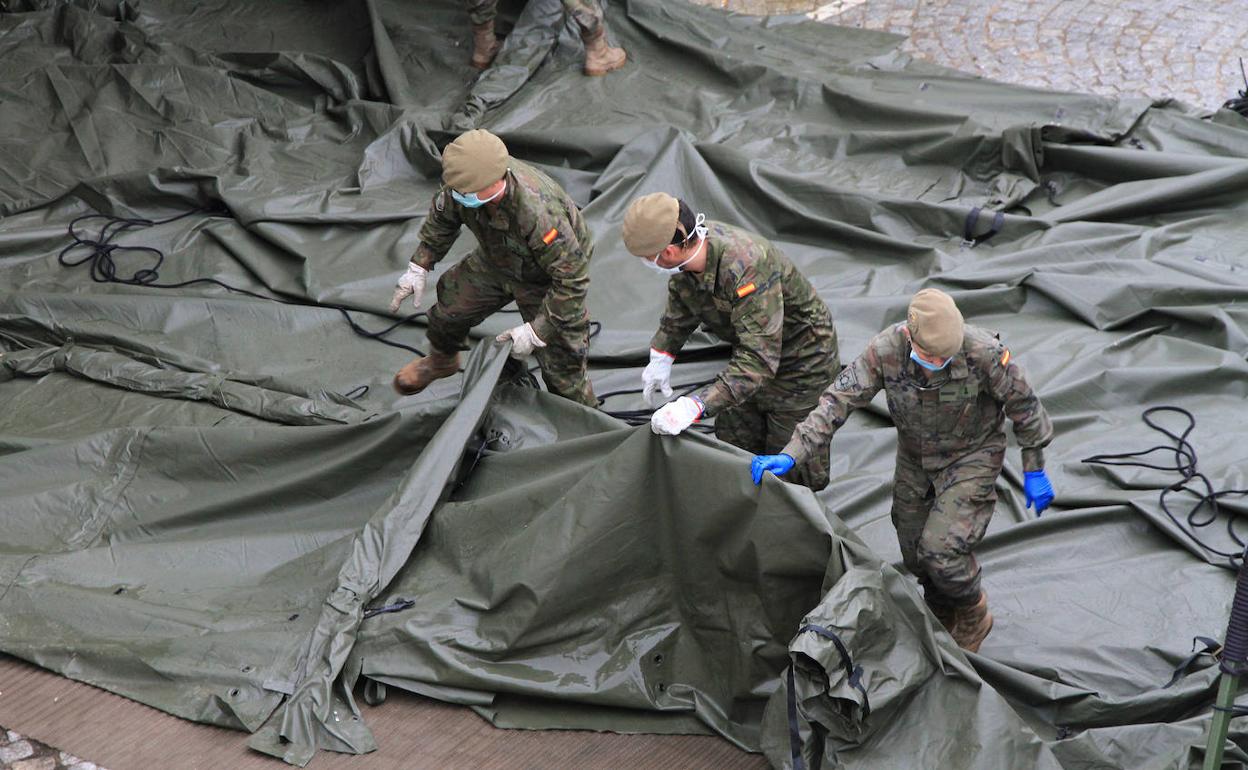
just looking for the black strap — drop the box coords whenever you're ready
[962,206,1005,248]
[362,598,415,619]
[787,665,807,770]
[1164,635,1222,688]
[787,623,872,770]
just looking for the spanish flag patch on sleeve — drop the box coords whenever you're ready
[1000,349,1011,366]
[542,228,559,245]
[736,282,757,298]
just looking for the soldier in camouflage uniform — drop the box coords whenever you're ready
[619,192,840,491]
[463,0,626,76]
[389,129,596,407]
[752,288,1056,652]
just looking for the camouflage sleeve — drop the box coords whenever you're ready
[981,343,1053,472]
[692,264,783,413]
[781,334,886,463]
[649,280,701,355]
[413,188,462,270]
[527,220,590,343]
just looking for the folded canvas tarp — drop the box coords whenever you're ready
[3,0,1248,767]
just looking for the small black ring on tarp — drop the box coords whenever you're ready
[786,623,872,770]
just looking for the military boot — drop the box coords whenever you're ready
[393,350,460,395]
[470,21,501,70]
[582,28,626,76]
[949,591,993,653]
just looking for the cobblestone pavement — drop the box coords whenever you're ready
[690,0,1248,109]
[0,728,101,770]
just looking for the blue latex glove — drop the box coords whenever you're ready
[1024,469,1055,515]
[751,454,796,485]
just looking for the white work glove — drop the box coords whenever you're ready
[389,263,427,314]
[642,348,674,407]
[650,396,703,436]
[496,321,547,358]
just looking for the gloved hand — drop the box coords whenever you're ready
[1024,469,1055,515]
[642,348,674,407]
[650,396,703,436]
[389,263,428,314]
[495,321,547,358]
[751,454,795,485]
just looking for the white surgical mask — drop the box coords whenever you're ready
[642,213,708,276]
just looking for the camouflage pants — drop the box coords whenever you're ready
[465,0,604,36]
[717,386,834,492]
[426,254,596,408]
[890,443,1005,605]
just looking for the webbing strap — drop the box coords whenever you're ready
[786,623,872,769]
[962,206,1005,248]
[1164,635,1222,688]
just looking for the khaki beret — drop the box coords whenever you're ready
[442,129,509,193]
[622,193,679,257]
[907,288,964,358]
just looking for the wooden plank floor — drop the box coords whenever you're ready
[0,655,768,770]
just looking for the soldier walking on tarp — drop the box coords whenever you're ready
[389,129,597,407]
[752,289,1056,652]
[464,0,626,76]
[620,193,841,491]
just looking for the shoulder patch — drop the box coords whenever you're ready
[736,282,757,298]
[1000,349,1011,366]
[542,227,559,245]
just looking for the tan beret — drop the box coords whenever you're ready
[907,288,964,358]
[622,193,680,257]
[442,129,509,193]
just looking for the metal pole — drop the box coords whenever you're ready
[1205,674,1240,770]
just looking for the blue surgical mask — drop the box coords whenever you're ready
[452,181,506,209]
[910,350,952,371]
[642,213,708,276]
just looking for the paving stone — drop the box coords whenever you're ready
[0,740,35,764]
[690,0,1248,108]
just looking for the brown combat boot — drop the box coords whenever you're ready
[470,21,501,70]
[949,591,993,653]
[393,350,460,395]
[582,28,626,76]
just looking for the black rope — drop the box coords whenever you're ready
[61,208,725,424]
[58,210,428,356]
[1082,406,1248,568]
[596,377,717,431]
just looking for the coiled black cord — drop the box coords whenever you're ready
[57,209,428,356]
[1083,406,1248,567]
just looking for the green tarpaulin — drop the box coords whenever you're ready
[3,0,1248,767]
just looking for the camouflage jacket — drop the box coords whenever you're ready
[783,322,1053,472]
[650,222,838,414]
[413,159,593,342]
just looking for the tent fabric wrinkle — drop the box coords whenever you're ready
[2,0,1248,768]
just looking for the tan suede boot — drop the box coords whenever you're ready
[393,350,460,395]
[949,591,993,653]
[470,21,501,70]
[582,28,626,76]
